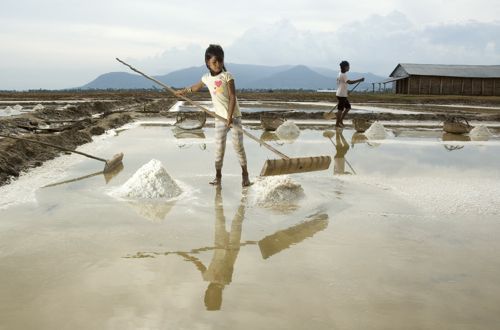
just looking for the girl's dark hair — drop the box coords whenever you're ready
[340,60,350,69]
[205,44,227,74]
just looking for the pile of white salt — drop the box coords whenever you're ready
[33,104,45,111]
[251,175,304,207]
[111,159,182,199]
[276,121,300,143]
[469,125,493,141]
[364,122,387,140]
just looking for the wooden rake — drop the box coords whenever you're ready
[116,58,331,176]
[0,134,124,173]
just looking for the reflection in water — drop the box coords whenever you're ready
[258,212,329,259]
[351,132,368,146]
[324,130,355,175]
[442,132,470,142]
[333,129,350,175]
[172,127,207,150]
[172,127,206,139]
[442,132,468,151]
[443,145,465,151]
[125,188,330,311]
[260,131,283,144]
[202,187,245,310]
[42,162,124,188]
[127,200,176,223]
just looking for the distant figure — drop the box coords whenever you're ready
[334,129,350,175]
[175,44,251,187]
[335,61,364,128]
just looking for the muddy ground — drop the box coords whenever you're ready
[1,91,500,186]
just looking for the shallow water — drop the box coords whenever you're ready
[1,117,500,329]
[174,100,431,115]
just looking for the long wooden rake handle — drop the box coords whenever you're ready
[116,58,290,160]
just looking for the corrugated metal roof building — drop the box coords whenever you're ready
[389,63,500,95]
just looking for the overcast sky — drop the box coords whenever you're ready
[1,0,499,90]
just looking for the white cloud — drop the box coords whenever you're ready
[1,1,499,89]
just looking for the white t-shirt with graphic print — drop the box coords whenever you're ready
[201,71,241,119]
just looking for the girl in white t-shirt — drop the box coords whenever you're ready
[176,44,251,187]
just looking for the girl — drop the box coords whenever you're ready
[176,44,251,187]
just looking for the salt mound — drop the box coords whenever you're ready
[469,125,493,141]
[251,175,304,206]
[111,159,182,199]
[13,104,23,111]
[4,106,13,113]
[364,122,387,140]
[276,121,300,143]
[33,104,45,111]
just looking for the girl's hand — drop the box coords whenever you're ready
[226,117,233,128]
[174,87,192,97]
[174,89,186,97]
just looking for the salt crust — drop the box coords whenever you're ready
[111,159,182,200]
[341,174,500,216]
[364,122,387,140]
[276,121,300,143]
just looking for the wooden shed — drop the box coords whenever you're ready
[389,63,500,96]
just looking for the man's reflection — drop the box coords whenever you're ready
[333,129,350,175]
[202,186,246,311]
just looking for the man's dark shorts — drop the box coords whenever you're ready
[336,97,351,111]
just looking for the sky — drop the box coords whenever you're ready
[1,0,499,90]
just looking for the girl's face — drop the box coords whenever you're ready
[207,56,223,74]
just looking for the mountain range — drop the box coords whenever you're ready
[79,63,386,90]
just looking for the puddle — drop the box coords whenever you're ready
[1,111,500,329]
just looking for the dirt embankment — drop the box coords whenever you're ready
[0,95,177,186]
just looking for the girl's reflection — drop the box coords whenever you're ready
[203,186,246,310]
[126,189,329,311]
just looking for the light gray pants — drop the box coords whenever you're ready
[214,117,247,170]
